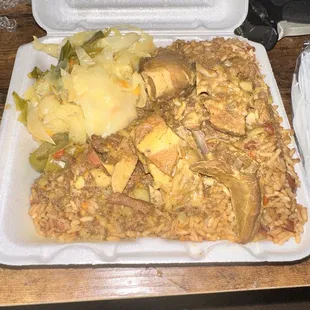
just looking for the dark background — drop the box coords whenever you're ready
[2,287,310,309]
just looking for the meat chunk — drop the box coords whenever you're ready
[133,114,180,175]
[196,63,248,136]
[90,134,124,168]
[286,172,297,193]
[140,50,195,102]
[107,193,154,215]
[169,159,205,210]
[91,134,122,154]
[192,161,261,243]
[203,99,247,136]
[191,140,261,243]
[111,137,138,193]
[205,140,259,174]
[201,121,239,143]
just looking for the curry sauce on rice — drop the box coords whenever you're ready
[15,29,307,244]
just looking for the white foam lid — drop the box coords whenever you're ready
[32,0,248,35]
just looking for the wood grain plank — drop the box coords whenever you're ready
[0,2,45,118]
[2,261,310,305]
[1,2,310,307]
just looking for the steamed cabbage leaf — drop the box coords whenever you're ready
[27,101,54,144]
[13,91,28,125]
[28,67,43,80]
[32,37,58,58]
[82,29,110,56]
[22,28,156,145]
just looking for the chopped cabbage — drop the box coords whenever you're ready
[63,64,137,137]
[99,32,140,54]
[38,95,86,144]
[32,36,59,58]
[28,67,43,79]
[75,47,95,66]
[68,30,96,48]
[27,101,54,144]
[21,28,155,145]
[13,92,28,125]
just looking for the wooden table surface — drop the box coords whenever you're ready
[1,2,310,307]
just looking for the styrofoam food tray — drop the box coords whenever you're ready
[0,0,310,265]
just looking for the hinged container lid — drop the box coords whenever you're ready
[32,0,248,35]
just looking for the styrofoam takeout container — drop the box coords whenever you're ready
[0,0,310,266]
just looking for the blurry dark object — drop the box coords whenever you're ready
[235,0,310,51]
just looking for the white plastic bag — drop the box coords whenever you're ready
[292,42,310,187]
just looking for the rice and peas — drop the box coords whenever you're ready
[14,29,307,244]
